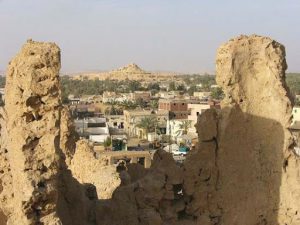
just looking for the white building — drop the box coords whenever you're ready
[74,117,110,143]
[193,91,211,100]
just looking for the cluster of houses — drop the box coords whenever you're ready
[69,90,220,153]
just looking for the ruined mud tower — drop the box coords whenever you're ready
[0,35,299,225]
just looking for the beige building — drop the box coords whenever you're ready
[124,110,168,139]
[188,103,211,132]
[291,106,300,129]
[106,115,125,129]
[193,91,211,100]
[156,91,181,99]
[102,91,131,103]
[80,95,103,104]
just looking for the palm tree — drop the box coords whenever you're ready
[105,99,122,115]
[135,98,147,109]
[120,100,137,110]
[136,116,158,138]
[149,100,158,110]
[176,120,192,136]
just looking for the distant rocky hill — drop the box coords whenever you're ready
[72,63,178,82]
[111,63,148,74]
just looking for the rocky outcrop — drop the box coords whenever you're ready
[184,35,299,225]
[72,63,178,82]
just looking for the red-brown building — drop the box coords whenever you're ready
[158,99,189,119]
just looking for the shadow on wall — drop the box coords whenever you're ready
[184,106,287,225]
[93,105,288,225]
[0,210,7,225]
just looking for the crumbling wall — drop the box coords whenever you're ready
[95,149,185,225]
[0,40,94,225]
[0,108,10,224]
[0,40,64,224]
[183,35,300,225]
[60,106,79,165]
[70,140,121,199]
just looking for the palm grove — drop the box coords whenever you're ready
[0,73,300,105]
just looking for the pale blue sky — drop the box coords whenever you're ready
[0,0,299,73]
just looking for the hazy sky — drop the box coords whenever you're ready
[0,0,299,73]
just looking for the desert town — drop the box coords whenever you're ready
[58,63,220,161]
[2,62,300,166]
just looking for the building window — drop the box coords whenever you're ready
[196,112,200,116]
[182,103,185,105]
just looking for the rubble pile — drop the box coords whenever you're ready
[0,35,299,225]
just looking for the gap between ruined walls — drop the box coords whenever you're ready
[0,35,300,225]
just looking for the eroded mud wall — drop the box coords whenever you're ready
[1,40,64,224]
[184,35,300,225]
[0,40,95,225]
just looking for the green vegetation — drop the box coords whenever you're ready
[176,120,192,136]
[211,87,224,100]
[103,137,112,148]
[286,73,300,95]
[104,100,123,115]
[120,100,137,110]
[149,100,158,110]
[60,76,147,99]
[0,76,5,87]
[136,116,158,136]
[1,74,300,104]
[182,74,216,91]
